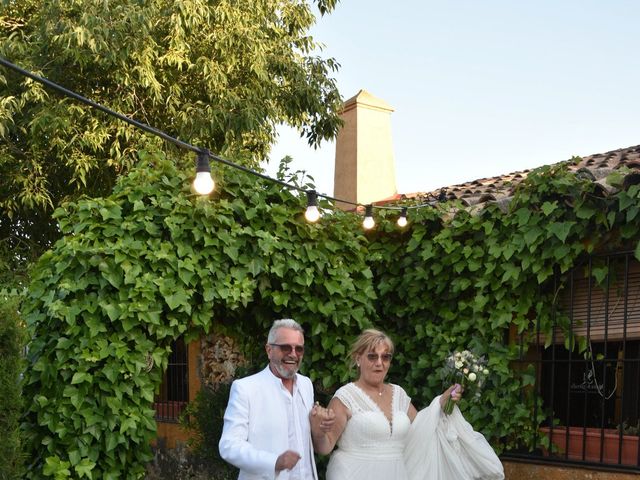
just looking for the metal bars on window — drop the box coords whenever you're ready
[507,251,640,471]
[154,337,189,423]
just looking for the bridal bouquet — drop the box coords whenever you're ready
[441,349,489,414]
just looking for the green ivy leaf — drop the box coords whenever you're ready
[515,208,531,225]
[75,459,96,478]
[524,226,543,246]
[592,266,608,284]
[71,372,92,385]
[541,201,558,216]
[619,191,636,210]
[547,221,575,243]
[165,291,190,311]
[575,203,596,219]
[43,456,71,477]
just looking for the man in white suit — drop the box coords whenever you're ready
[219,319,332,479]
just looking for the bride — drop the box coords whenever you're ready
[310,329,504,480]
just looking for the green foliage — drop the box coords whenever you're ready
[0,289,26,480]
[0,0,343,263]
[179,383,238,477]
[368,161,640,452]
[179,363,261,475]
[22,151,375,479]
[21,150,640,477]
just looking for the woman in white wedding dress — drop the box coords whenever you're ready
[311,329,504,480]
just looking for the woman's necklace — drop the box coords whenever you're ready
[358,381,385,396]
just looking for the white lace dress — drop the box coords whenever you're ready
[325,383,505,480]
[326,382,412,480]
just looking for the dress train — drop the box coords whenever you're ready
[404,396,504,480]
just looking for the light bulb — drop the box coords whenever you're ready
[363,216,375,229]
[193,151,215,195]
[397,207,408,228]
[304,190,320,222]
[305,205,320,222]
[363,204,375,229]
[193,171,215,195]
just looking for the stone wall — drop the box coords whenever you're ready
[199,333,246,385]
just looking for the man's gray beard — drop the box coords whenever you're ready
[274,363,298,379]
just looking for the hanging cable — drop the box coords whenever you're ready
[0,57,446,221]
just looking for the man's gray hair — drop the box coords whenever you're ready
[267,318,304,343]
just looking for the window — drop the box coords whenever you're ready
[510,252,640,469]
[154,337,189,422]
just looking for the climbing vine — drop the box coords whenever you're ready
[22,153,640,478]
[22,151,376,479]
[368,161,640,451]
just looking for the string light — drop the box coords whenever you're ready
[397,207,408,227]
[0,57,447,230]
[363,205,375,230]
[304,190,320,222]
[193,151,215,195]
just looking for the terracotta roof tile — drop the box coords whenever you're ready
[414,145,640,207]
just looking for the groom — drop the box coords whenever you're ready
[219,318,334,479]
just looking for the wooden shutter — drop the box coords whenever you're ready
[556,256,640,342]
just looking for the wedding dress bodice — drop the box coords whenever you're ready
[326,382,412,480]
[335,382,410,455]
[325,383,505,480]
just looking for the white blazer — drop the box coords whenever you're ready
[219,366,318,480]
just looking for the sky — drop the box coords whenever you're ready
[264,0,640,198]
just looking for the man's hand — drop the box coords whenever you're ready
[275,450,301,472]
[310,402,336,433]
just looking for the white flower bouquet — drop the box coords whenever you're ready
[441,349,489,415]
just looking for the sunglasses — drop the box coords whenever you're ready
[366,353,393,363]
[270,343,305,355]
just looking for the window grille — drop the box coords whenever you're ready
[507,252,640,471]
[154,337,189,423]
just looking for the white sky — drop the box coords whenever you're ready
[264,0,640,197]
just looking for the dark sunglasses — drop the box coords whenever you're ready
[366,353,393,363]
[270,343,305,355]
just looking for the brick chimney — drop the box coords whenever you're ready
[333,89,397,209]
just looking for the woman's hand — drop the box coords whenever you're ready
[440,383,463,409]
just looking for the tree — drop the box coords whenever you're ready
[0,0,343,261]
[0,289,25,480]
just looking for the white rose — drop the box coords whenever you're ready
[473,365,479,372]
[468,372,477,382]
[483,369,489,375]
[455,360,464,369]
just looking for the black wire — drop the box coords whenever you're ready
[0,56,199,154]
[0,57,442,211]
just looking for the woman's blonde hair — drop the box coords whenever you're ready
[349,328,394,368]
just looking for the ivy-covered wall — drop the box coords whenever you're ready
[21,151,376,479]
[22,153,640,478]
[368,162,640,450]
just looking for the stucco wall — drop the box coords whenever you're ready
[503,460,639,479]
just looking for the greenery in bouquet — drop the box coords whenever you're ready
[440,349,489,414]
